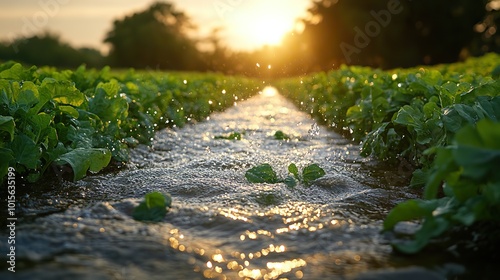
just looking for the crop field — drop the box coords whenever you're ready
[1,54,500,278]
[277,53,500,253]
[0,61,261,182]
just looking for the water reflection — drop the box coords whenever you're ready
[7,89,429,279]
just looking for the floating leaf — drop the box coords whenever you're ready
[274,130,290,140]
[288,163,299,180]
[214,131,242,140]
[302,164,326,186]
[284,176,297,188]
[133,191,172,222]
[245,164,279,184]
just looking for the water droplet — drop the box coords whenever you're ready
[308,123,320,137]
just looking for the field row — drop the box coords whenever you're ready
[276,53,500,253]
[0,61,261,182]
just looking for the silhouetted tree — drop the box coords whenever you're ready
[104,2,205,70]
[0,32,105,68]
[286,0,487,70]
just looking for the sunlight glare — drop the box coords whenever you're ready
[262,86,278,97]
[252,14,290,45]
[226,1,303,49]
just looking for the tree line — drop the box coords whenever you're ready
[0,0,498,78]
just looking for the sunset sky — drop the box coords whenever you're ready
[0,0,311,53]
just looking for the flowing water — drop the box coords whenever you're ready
[0,87,483,279]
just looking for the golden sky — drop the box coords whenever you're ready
[0,0,310,53]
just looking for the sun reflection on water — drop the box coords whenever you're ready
[262,86,278,97]
[163,201,359,279]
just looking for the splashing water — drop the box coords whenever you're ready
[308,123,320,138]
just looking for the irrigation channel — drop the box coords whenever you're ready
[0,87,486,279]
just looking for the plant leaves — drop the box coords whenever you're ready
[132,191,172,222]
[284,175,297,188]
[0,148,14,181]
[245,164,279,184]
[9,133,41,169]
[453,119,500,180]
[214,131,242,140]
[39,78,86,107]
[302,164,326,186]
[0,115,15,142]
[56,148,111,181]
[383,199,439,231]
[288,163,299,180]
[274,130,290,140]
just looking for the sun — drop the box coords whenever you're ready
[248,13,292,46]
[223,1,304,50]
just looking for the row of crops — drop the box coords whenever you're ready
[276,53,500,253]
[0,61,261,182]
[2,53,500,254]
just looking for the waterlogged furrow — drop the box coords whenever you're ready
[1,88,451,279]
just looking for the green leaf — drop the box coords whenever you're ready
[56,148,112,181]
[453,119,500,180]
[89,89,128,123]
[9,133,41,169]
[0,63,37,81]
[393,215,450,254]
[39,78,85,107]
[288,163,299,180]
[245,164,279,184]
[423,147,457,200]
[383,199,439,230]
[284,176,297,188]
[14,81,40,111]
[0,115,15,142]
[0,148,14,181]
[302,164,326,186]
[409,168,429,188]
[57,106,80,119]
[132,191,172,222]
[274,130,290,140]
[214,131,242,140]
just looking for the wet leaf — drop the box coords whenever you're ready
[274,130,290,140]
[284,176,297,188]
[302,164,326,186]
[0,115,15,142]
[245,164,279,184]
[453,119,500,180]
[133,191,172,222]
[288,163,299,180]
[214,131,242,140]
[56,148,112,181]
[9,133,41,169]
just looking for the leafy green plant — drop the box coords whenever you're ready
[274,130,290,140]
[0,62,260,183]
[276,54,500,254]
[132,191,172,222]
[245,163,325,187]
[214,131,243,140]
[276,54,500,168]
[383,119,500,253]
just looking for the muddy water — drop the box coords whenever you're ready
[0,87,467,279]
